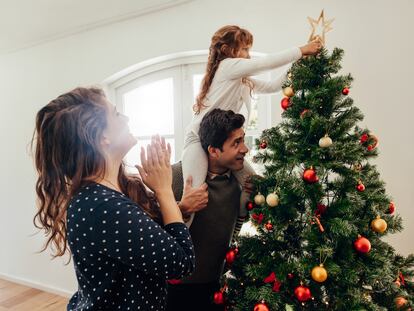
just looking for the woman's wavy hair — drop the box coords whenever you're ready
[32,87,160,258]
[193,25,254,114]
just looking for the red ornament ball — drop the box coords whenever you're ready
[287,273,294,279]
[246,201,255,211]
[167,279,182,285]
[254,302,270,311]
[354,235,371,253]
[315,203,328,216]
[360,133,369,143]
[303,168,319,183]
[265,221,273,231]
[294,285,312,302]
[226,249,236,264]
[342,87,350,95]
[281,97,291,110]
[356,182,366,192]
[260,141,267,149]
[388,201,396,214]
[213,291,225,304]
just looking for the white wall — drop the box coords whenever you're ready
[1,0,413,296]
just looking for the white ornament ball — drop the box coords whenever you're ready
[266,193,279,207]
[254,193,266,206]
[319,135,333,148]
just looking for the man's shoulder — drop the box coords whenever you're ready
[171,162,239,202]
[171,161,184,201]
[171,161,183,176]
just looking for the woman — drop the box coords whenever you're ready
[33,87,195,310]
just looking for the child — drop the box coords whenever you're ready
[182,25,321,225]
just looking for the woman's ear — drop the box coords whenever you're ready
[100,132,111,147]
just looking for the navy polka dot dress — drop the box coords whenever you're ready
[66,183,195,310]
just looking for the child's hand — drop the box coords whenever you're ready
[300,38,322,56]
[243,176,255,195]
[243,174,261,195]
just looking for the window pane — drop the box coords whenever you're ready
[246,97,258,130]
[123,78,174,137]
[244,134,265,175]
[244,135,254,150]
[193,74,203,101]
[124,138,176,172]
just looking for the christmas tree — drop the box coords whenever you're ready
[217,13,414,311]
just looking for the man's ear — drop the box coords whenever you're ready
[207,145,221,159]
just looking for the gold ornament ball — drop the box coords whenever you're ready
[254,193,266,206]
[362,292,372,303]
[266,193,279,207]
[371,216,387,233]
[395,297,408,309]
[352,163,363,172]
[319,134,333,148]
[283,86,295,97]
[311,264,328,283]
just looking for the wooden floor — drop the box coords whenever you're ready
[0,279,68,310]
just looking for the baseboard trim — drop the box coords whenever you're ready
[0,272,73,298]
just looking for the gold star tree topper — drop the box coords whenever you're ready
[307,10,334,46]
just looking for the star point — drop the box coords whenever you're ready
[307,10,334,46]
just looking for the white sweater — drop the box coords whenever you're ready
[187,47,302,135]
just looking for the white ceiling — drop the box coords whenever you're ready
[0,0,193,54]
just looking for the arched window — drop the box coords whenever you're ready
[105,51,272,170]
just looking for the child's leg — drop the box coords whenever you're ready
[181,132,208,227]
[232,161,256,218]
[182,133,208,189]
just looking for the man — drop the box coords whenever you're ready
[168,108,251,311]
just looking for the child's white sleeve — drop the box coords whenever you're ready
[251,68,289,94]
[220,47,301,80]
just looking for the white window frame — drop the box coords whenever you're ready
[104,51,274,161]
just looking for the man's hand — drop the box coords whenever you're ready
[179,176,208,216]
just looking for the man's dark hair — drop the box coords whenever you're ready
[199,108,245,153]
